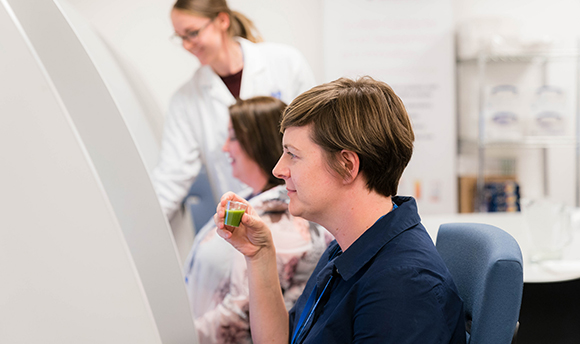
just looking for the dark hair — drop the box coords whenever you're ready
[173,0,263,43]
[280,76,414,197]
[229,96,287,191]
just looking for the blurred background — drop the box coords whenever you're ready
[65,0,580,216]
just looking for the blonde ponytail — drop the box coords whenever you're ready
[229,10,263,43]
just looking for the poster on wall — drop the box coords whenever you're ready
[323,0,456,215]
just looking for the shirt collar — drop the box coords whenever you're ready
[333,196,421,281]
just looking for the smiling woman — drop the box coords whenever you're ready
[150,0,316,222]
[168,4,252,72]
[182,96,331,344]
[170,15,216,45]
[224,97,286,193]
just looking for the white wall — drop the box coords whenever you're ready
[453,0,580,39]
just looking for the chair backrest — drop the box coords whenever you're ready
[436,223,523,344]
[185,165,218,233]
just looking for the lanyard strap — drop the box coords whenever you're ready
[291,245,341,344]
[291,275,334,344]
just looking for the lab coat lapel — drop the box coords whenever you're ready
[237,38,266,100]
[198,65,235,106]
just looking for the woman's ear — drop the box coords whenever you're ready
[339,150,360,184]
[216,12,230,31]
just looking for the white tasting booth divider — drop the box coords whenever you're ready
[56,0,163,173]
[0,2,162,342]
[1,0,198,343]
[55,0,195,263]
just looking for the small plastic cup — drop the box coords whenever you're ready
[225,201,248,227]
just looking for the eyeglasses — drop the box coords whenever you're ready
[170,17,215,45]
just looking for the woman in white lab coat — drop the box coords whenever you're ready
[152,0,316,220]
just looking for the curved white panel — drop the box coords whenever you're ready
[56,0,194,264]
[56,0,163,172]
[0,2,161,343]
[3,0,198,343]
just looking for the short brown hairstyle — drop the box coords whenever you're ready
[229,96,287,191]
[280,76,414,197]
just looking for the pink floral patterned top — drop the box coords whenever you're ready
[183,185,331,344]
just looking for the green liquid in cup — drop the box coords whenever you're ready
[225,209,245,227]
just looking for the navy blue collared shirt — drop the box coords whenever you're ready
[288,196,466,343]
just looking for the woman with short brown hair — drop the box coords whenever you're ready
[215,77,466,344]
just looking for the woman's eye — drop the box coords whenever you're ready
[229,136,237,141]
[287,151,296,159]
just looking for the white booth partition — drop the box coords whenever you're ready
[0,0,197,342]
[56,0,195,263]
[55,0,164,173]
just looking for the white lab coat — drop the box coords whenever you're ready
[152,38,316,219]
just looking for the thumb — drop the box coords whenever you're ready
[240,211,260,228]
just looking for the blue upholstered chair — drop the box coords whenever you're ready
[185,166,218,234]
[435,223,524,344]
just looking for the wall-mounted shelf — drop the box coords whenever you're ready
[459,51,580,64]
[457,48,580,212]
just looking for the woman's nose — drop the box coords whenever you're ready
[182,38,196,51]
[272,156,287,179]
[222,139,229,153]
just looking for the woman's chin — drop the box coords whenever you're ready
[231,171,244,184]
[193,53,208,65]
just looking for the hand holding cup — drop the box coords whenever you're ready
[215,192,274,259]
